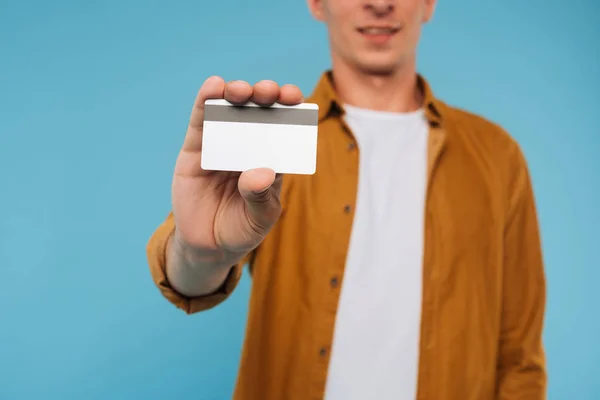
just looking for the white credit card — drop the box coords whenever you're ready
[201,99,319,175]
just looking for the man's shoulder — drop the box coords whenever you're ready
[438,101,517,150]
[438,102,521,164]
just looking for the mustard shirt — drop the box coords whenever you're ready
[147,72,547,400]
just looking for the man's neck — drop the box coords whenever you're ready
[330,60,423,113]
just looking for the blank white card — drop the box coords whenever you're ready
[201,99,319,175]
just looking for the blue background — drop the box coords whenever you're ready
[1,0,598,399]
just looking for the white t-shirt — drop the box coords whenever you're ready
[324,104,430,400]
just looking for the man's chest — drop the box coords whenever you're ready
[244,127,508,399]
[260,122,505,296]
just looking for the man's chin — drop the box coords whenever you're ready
[358,64,400,77]
[355,57,406,77]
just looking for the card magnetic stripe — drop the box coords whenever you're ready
[204,104,318,126]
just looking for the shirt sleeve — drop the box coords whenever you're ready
[146,212,250,314]
[496,143,548,398]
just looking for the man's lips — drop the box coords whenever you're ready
[357,25,401,44]
[357,25,401,35]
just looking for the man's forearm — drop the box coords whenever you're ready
[165,229,245,298]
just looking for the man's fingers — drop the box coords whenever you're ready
[237,168,277,199]
[251,80,280,105]
[278,84,303,105]
[224,80,253,105]
[183,76,226,152]
[180,78,302,155]
[238,168,282,233]
[188,76,226,129]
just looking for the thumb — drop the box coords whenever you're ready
[238,168,282,230]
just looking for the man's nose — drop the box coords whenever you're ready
[363,0,395,16]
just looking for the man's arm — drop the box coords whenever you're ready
[146,212,251,314]
[496,143,547,398]
[166,224,249,298]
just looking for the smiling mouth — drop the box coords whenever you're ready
[357,25,401,35]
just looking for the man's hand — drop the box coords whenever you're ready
[171,77,304,265]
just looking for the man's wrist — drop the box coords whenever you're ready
[169,228,244,271]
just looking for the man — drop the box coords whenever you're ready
[146,0,547,399]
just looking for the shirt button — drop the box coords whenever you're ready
[347,142,356,150]
[343,204,352,213]
[330,276,338,288]
[319,347,327,357]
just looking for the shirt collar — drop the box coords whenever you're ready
[307,70,444,127]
